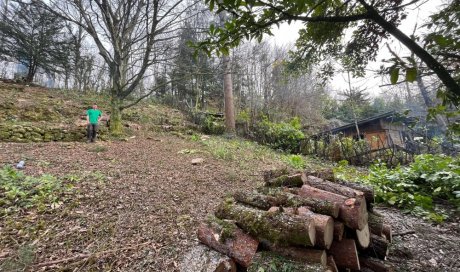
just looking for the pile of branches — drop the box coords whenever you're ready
[184,170,395,272]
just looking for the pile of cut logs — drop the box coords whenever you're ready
[192,170,395,272]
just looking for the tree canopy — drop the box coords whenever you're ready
[198,0,460,103]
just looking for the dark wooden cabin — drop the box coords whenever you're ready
[322,111,413,151]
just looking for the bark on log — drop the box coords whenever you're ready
[305,169,335,182]
[179,244,237,272]
[233,190,275,210]
[197,218,259,267]
[268,206,334,249]
[382,224,392,243]
[333,221,344,241]
[359,256,395,272]
[265,173,307,188]
[361,234,389,260]
[248,189,340,218]
[247,252,325,272]
[326,256,338,272]
[263,168,289,183]
[267,244,327,266]
[306,176,365,200]
[298,185,368,230]
[336,179,375,204]
[328,239,360,270]
[215,201,316,247]
[368,213,384,236]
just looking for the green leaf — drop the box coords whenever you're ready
[406,67,417,82]
[390,67,400,84]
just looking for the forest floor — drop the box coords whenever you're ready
[0,82,459,271]
[1,133,459,272]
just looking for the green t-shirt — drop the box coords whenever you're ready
[87,109,102,124]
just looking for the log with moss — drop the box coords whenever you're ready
[359,255,395,272]
[327,239,360,270]
[336,179,375,204]
[360,234,389,260]
[305,169,335,181]
[256,188,340,218]
[368,212,385,236]
[197,217,259,267]
[265,173,307,188]
[266,244,327,266]
[239,189,340,218]
[179,244,237,272]
[306,176,365,200]
[268,206,334,249]
[333,221,344,241]
[248,252,325,272]
[215,200,316,247]
[263,168,289,183]
[298,185,368,230]
[382,224,392,243]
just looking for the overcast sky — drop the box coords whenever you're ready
[268,1,442,97]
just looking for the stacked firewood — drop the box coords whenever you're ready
[194,170,394,272]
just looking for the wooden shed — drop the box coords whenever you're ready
[322,111,413,152]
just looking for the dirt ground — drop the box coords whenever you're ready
[0,134,459,271]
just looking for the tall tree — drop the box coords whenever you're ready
[39,0,196,135]
[0,1,72,82]
[198,0,460,103]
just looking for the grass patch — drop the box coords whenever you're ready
[88,145,108,153]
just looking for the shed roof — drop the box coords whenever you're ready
[322,111,407,135]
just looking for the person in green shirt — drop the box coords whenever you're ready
[86,104,102,143]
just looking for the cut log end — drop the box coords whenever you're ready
[356,223,371,249]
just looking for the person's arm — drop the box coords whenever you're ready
[86,110,90,124]
[98,111,102,122]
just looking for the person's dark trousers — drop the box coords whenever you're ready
[87,123,98,142]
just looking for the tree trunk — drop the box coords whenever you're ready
[265,173,307,188]
[26,62,36,82]
[298,185,368,230]
[333,221,344,241]
[416,75,448,132]
[254,188,341,218]
[327,239,360,270]
[197,218,259,267]
[268,206,334,249]
[234,190,276,210]
[110,95,124,135]
[223,54,235,133]
[215,201,316,247]
[266,244,327,266]
[359,256,395,272]
[361,234,389,260]
[179,244,237,272]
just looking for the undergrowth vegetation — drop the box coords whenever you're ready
[0,166,74,216]
[253,117,305,153]
[335,154,460,222]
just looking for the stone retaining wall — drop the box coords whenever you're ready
[0,124,108,142]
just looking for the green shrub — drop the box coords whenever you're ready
[202,115,225,135]
[335,154,460,222]
[283,154,306,169]
[254,117,305,153]
[0,166,73,215]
